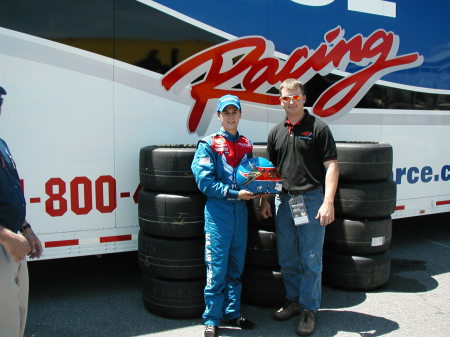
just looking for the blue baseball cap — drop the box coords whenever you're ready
[0,86,6,95]
[216,94,241,112]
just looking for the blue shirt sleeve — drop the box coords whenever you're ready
[191,140,239,200]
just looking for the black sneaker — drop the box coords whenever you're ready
[204,325,217,337]
[274,301,301,321]
[222,316,255,330]
[296,310,315,336]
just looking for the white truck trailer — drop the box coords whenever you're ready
[0,0,448,259]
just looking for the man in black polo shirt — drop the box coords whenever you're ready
[260,78,339,336]
[0,85,42,337]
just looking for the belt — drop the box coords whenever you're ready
[281,186,320,195]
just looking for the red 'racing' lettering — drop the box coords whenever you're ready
[162,26,423,134]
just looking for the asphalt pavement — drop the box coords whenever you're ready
[24,213,450,337]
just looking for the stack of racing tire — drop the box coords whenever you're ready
[323,141,396,290]
[138,145,206,318]
[241,144,287,307]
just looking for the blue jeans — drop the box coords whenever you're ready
[275,188,325,311]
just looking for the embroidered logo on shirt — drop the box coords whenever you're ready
[298,131,313,140]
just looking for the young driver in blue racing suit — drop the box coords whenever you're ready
[191,94,256,337]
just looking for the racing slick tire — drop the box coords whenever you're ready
[139,145,198,193]
[142,276,205,319]
[138,231,205,279]
[246,228,278,268]
[325,216,392,255]
[322,250,391,290]
[336,142,393,182]
[334,180,397,219]
[242,266,286,307]
[138,190,205,238]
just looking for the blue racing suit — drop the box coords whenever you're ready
[191,128,253,326]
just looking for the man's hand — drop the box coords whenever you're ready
[315,200,335,226]
[238,190,256,200]
[22,227,43,259]
[259,197,273,219]
[1,230,32,262]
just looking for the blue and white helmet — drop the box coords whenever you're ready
[236,157,282,194]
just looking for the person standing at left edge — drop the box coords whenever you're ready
[0,85,43,337]
[191,94,256,337]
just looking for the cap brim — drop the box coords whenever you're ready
[217,102,240,112]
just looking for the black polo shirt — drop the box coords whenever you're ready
[0,138,26,233]
[267,110,337,193]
